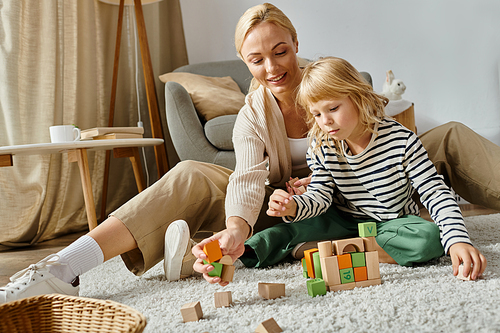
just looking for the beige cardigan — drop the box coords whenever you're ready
[225,86,292,228]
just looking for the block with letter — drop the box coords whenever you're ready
[358,222,377,237]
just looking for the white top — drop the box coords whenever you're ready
[288,137,309,170]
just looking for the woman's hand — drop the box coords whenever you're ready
[286,175,312,195]
[192,217,250,286]
[267,189,297,218]
[449,242,487,280]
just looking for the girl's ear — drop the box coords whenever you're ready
[294,40,299,54]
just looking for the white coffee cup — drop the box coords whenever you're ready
[49,125,81,143]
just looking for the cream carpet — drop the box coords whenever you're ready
[80,213,500,332]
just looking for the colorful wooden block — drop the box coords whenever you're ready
[353,266,368,282]
[203,240,223,263]
[221,264,235,282]
[303,248,319,278]
[320,256,341,286]
[203,260,223,277]
[358,222,377,237]
[328,282,356,292]
[258,282,285,300]
[362,236,378,252]
[337,253,352,270]
[180,301,203,322]
[302,258,308,278]
[340,268,355,284]
[317,240,333,257]
[355,278,381,288]
[214,291,232,308]
[351,252,366,267]
[312,252,322,279]
[364,251,381,280]
[307,278,327,297]
[255,317,283,333]
[334,238,364,255]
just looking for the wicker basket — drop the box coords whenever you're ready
[0,294,146,333]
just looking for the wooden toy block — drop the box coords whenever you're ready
[317,240,333,258]
[320,256,341,286]
[312,251,322,279]
[364,251,381,280]
[219,255,233,265]
[358,222,377,237]
[203,240,223,263]
[340,268,355,284]
[337,253,352,270]
[214,291,232,308]
[333,238,364,255]
[350,252,366,267]
[180,301,203,322]
[306,278,327,297]
[203,260,223,277]
[258,282,285,300]
[302,258,308,278]
[221,264,235,282]
[353,266,368,282]
[355,278,381,288]
[328,282,356,292]
[288,177,306,193]
[457,265,472,281]
[303,248,319,278]
[255,317,283,333]
[362,236,378,252]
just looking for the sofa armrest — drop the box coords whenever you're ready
[165,81,236,170]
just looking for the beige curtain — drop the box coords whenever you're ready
[0,0,188,248]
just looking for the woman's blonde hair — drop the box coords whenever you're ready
[235,3,297,92]
[296,57,388,156]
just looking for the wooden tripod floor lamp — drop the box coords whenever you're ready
[99,0,169,221]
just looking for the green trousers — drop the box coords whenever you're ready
[240,205,444,268]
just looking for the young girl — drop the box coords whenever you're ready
[266,57,486,280]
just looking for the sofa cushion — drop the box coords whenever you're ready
[159,72,245,121]
[204,114,237,150]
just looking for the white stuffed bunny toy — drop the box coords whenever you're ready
[381,70,406,100]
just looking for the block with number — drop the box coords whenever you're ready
[340,268,355,284]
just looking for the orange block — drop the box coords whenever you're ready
[337,253,352,270]
[203,240,223,263]
[303,248,319,278]
[353,266,368,282]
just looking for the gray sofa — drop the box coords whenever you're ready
[164,59,372,170]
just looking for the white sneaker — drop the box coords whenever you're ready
[0,254,79,304]
[164,220,197,281]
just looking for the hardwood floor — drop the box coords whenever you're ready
[1,204,498,287]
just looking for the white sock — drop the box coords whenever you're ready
[49,235,104,284]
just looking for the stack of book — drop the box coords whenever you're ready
[81,127,144,140]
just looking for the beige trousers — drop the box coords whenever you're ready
[114,122,500,275]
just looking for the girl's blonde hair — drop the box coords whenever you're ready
[296,57,388,156]
[235,3,297,92]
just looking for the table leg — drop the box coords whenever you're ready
[68,149,98,230]
[113,147,146,192]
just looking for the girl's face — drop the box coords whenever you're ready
[240,22,301,98]
[309,97,365,143]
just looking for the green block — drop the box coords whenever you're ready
[358,222,377,237]
[203,260,223,277]
[350,252,366,268]
[312,252,322,279]
[302,258,308,278]
[340,268,354,284]
[306,278,327,297]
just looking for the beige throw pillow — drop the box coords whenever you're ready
[159,72,246,121]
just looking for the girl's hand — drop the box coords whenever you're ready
[192,217,249,286]
[449,242,487,280]
[267,189,297,218]
[286,175,312,195]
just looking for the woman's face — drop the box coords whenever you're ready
[240,22,301,98]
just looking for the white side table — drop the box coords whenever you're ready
[0,139,163,230]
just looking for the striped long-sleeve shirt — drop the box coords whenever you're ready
[288,118,471,254]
